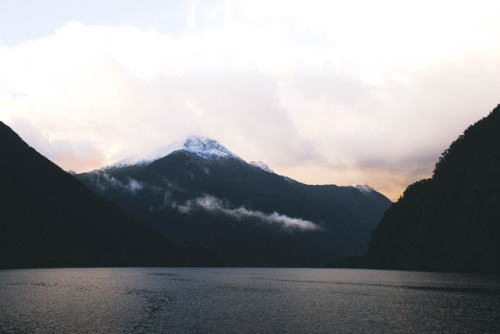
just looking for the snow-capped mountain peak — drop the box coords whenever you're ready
[177,136,240,160]
[110,136,242,168]
[354,185,375,194]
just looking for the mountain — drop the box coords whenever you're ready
[366,105,500,273]
[0,122,223,269]
[76,136,392,267]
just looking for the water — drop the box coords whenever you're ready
[1,268,499,333]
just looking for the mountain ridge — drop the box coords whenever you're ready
[100,135,379,193]
[77,137,392,267]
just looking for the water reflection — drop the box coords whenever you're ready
[0,268,499,333]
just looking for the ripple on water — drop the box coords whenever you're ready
[0,268,499,333]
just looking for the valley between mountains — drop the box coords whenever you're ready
[2,104,499,271]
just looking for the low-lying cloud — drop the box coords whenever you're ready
[176,195,320,231]
[89,171,145,195]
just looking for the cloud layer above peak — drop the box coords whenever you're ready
[1,0,500,200]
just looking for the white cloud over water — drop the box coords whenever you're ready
[1,0,500,200]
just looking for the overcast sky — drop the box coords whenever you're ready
[1,0,499,200]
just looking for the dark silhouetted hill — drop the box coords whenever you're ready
[0,122,223,269]
[366,105,500,273]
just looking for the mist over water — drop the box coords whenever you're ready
[1,268,499,333]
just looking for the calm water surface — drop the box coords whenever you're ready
[1,268,499,333]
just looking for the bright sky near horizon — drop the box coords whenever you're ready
[1,0,499,201]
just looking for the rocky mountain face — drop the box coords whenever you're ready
[366,105,500,273]
[0,123,223,269]
[77,136,392,267]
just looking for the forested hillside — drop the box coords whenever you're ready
[366,105,500,273]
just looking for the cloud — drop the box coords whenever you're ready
[1,1,500,201]
[0,20,317,164]
[176,195,321,231]
[86,171,146,195]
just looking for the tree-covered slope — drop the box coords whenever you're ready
[366,105,500,273]
[0,121,222,268]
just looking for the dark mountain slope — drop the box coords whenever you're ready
[366,105,500,273]
[0,121,222,268]
[77,138,392,267]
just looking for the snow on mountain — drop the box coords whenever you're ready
[167,136,242,160]
[250,161,274,173]
[354,185,375,194]
[110,136,243,168]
